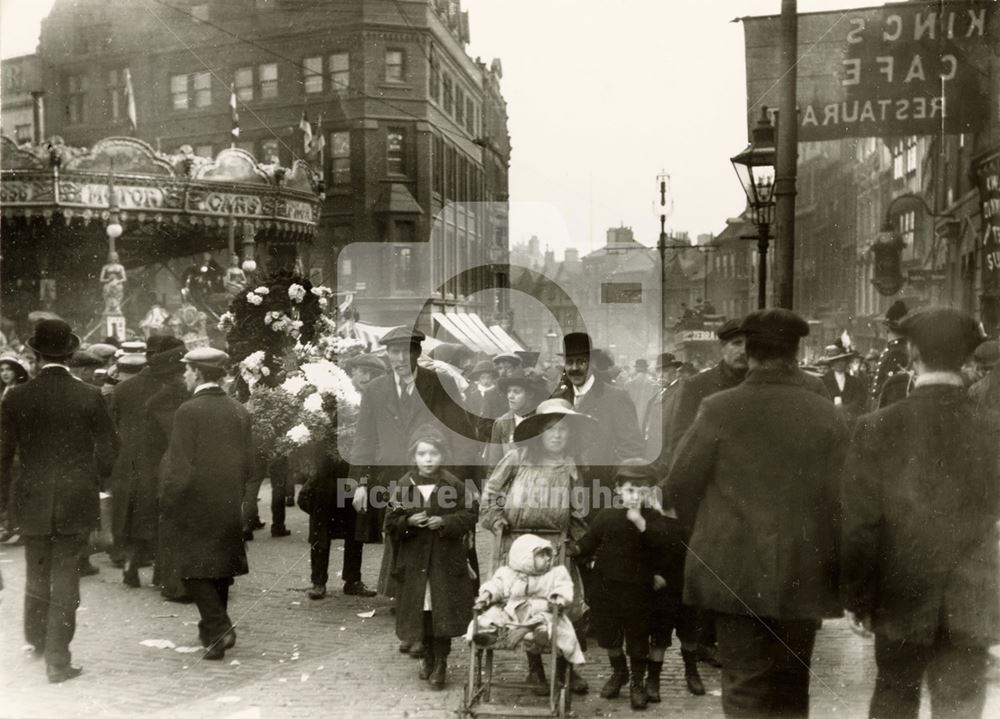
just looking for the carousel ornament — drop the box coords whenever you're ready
[99,251,127,315]
[139,302,171,339]
[223,254,249,296]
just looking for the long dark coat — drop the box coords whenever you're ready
[110,369,166,543]
[660,361,746,468]
[665,366,849,620]
[350,366,477,543]
[386,469,477,642]
[159,386,253,580]
[841,384,1000,646]
[868,337,908,410]
[0,367,118,536]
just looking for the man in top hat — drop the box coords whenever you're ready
[842,307,1000,718]
[0,319,118,683]
[159,347,253,661]
[554,332,643,508]
[109,336,187,588]
[351,326,477,619]
[869,300,910,411]
[665,309,848,716]
[818,340,866,422]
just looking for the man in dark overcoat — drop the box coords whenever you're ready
[160,347,254,661]
[109,335,186,587]
[817,342,867,422]
[0,319,118,683]
[553,332,643,512]
[665,309,849,717]
[841,307,1000,719]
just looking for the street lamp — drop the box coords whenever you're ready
[870,193,958,297]
[731,107,777,309]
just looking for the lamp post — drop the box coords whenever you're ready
[105,161,123,255]
[731,107,777,309]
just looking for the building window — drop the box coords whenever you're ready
[899,210,916,248]
[106,68,129,121]
[191,4,209,21]
[905,136,918,176]
[387,128,406,175]
[15,124,32,143]
[455,87,464,124]
[331,130,350,185]
[432,135,444,195]
[429,52,440,102]
[66,73,87,123]
[170,73,188,109]
[442,74,453,115]
[261,138,280,164]
[385,49,404,82]
[303,56,323,94]
[194,144,213,158]
[170,71,211,109]
[258,63,278,99]
[329,52,349,91]
[465,99,475,134]
[193,71,212,107]
[235,66,254,101]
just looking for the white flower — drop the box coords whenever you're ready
[288,284,307,303]
[318,297,328,309]
[301,360,361,408]
[303,392,324,412]
[254,286,270,295]
[217,311,236,333]
[260,366,271,376]
[311,285,332,298]
[281,375,308,395]
[286,424,312,446]
[246,292,263,306]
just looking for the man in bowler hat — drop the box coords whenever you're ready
[0,319,118,682]
[842,307,1000,719]
[665,309,848,717]
[160,347,254,660]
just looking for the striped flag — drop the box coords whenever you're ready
[299,110,313,154]
[230,85,240,143]
[123,68,137,131]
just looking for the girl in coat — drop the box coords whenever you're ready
[0,355,29,543]
[386,425,477,690]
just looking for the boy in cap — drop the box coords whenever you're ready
[569,458,678,710]
[842,307,1000,719]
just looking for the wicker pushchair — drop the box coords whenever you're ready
[457,527,574,718]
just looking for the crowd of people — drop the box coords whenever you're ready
[1,302,999,719]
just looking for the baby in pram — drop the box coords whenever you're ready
[469,533,586,692]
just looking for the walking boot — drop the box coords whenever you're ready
[270,525,291,538]
[408,641,425,658]
[599,654,629,699]
[525,652,548,696]
[418,643,435,680]
[343,580,376,597]
[629,657,648,710]
[122,567,140,588]
[697,643,721,668]
[644,660,663,703]
[682,649,706,696]
[569,666,589,695]
[429,656,447,689]
[307,584,327,600]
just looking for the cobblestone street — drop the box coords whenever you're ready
[2,485,998,719]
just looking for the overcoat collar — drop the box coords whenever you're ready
[193,385,226,398]
[743,365,808,387]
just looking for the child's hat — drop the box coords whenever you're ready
[614,457,658,485]
[408,423,450,456]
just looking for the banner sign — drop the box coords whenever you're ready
[976,149,1000,295]
[742,1,996,140]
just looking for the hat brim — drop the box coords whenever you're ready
[0,357,29,381]
[513,409,596,443]
[817,352,855,364]
[26,333,81,357]
[496,376,548,395]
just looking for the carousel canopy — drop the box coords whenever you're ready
[0,135,321,239]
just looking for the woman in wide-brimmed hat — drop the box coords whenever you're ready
[480,398,595,694]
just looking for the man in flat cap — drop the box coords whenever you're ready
[869,300,910,411]
[842,307,1000,719]
[159,347,254,660]
[665,309,849,716]
[0,319,118,683]
[351,325,477,642]
[968,340,1000,411]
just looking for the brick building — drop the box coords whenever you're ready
[30,0,509,327]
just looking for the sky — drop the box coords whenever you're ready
[0,0,874,253]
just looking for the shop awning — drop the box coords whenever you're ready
[431,312,523,355]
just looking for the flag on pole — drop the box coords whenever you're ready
[312,112,326,158]
[299,110,313,154]
[230,85,240,145]
[123,68,137,131]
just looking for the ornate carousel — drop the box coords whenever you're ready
[0,135,322,345]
